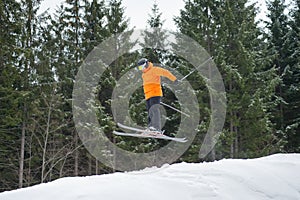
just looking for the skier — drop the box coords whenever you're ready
[137,58,178,134]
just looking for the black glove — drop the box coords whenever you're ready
[174,79,180,85]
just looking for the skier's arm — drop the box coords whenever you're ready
[155,67,177,82]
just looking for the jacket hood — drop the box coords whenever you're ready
[142,62,153,73]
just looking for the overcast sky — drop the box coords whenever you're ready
[39,0,185,30]
[39,0,270,30]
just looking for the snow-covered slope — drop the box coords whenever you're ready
[1,154,300,200]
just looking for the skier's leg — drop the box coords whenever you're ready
[146,99,151,126]
[147,96,161,131]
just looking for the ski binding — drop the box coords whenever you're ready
[113,123,187,143]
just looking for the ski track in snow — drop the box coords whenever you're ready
[1,154,300,200]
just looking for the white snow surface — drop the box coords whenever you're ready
[1,154,300,200]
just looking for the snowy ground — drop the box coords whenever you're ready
[1,154,300,200]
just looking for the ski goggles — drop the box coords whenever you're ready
[138,62,147,70]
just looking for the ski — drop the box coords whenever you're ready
[114,123,187,143]
[113,131,187,143]
[117,123,152,133]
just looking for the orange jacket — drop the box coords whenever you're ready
[142,62,177,100]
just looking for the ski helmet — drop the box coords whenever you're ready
[137,58,149,70]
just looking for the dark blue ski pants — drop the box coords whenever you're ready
[146,96,161,131]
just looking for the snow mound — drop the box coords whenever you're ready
[1,154,300,200]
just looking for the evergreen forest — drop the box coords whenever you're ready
[0,0,299,192]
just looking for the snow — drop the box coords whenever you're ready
[1,154,300,200]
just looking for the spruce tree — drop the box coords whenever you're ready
[53,0,90,176]
[101,0,136,148]
[216,0,280,158]
[142,1,168,62]
[82,0,109,53]
[16,0,45,188]
[174,0,220,161]
[0,0,23,191]
[176,0,235,161]
[265,0,290,136]
[284,0,300,152]
[265,0,300,152]
[176,0,280,160]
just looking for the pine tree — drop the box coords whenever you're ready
[176,0,240,161]
[91,0,139,170]
[284,0,300,152]
[0,0,23,191]
[265,0,290,137]
[82,0,109,53]
[53,0,90,176]
[16,0,46,188]
[97,0,131,116]
[106,0,134,79]
[175,0,222,161]
[176,0,280,160]
[216,0,280,158]
[141,1,168,62]
[265,0,300,152]
[0,0,140,190]
[0,0,64,190]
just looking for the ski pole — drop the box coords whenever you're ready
[179,57,213,82]
[160,102,190,118]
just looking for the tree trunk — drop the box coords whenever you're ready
[19,106,26,188]
[230,115,234,158]
[95,159,99,175]
[74,132,79,176]
[229,78,234,158]
[41,97,53,183]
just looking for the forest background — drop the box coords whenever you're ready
[0,0,299,192]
